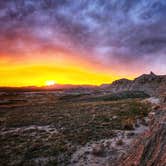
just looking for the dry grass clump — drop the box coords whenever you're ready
[122,118,135,130]
[116,139,124,146]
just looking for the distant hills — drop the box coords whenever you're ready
[100,72,166,96]
[0,84,97,92]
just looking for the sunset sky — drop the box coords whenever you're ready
[0,0,166,86]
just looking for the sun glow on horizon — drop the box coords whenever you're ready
[0,54,136,87]
[0,62,136,87]
[45,80,56,86]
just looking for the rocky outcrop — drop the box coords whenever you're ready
[131,72,166,96]
[117,104,166,166]
[101,72,166,96]
[101,79,132,92]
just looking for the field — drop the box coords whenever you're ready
[0,91,151,166]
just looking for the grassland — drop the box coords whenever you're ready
[0,91,151,166]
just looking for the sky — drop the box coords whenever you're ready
[0,0,166,86]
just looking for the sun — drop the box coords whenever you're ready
[45,80,56,86]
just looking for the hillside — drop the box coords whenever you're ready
[101,72,166,96]
[118,100,166,166]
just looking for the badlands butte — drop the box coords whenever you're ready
[0,72,166,166]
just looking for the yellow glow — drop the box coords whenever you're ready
[0,64,121,87]
[0,51,136,87]
[45,80,56,86]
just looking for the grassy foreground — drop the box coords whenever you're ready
[0,92,151,165]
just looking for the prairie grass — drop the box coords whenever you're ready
[0,92,151,165]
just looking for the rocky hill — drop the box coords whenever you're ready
[101,72,166,96]
[117,101,166,166]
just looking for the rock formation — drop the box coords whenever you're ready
[101,72,166,96]
[117,104,166,166]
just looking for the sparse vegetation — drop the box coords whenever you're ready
[116,139,124,146]
[0,92,151,165]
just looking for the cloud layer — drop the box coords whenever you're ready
[0,0,166,74]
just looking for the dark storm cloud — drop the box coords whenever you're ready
[0,0,166,72]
